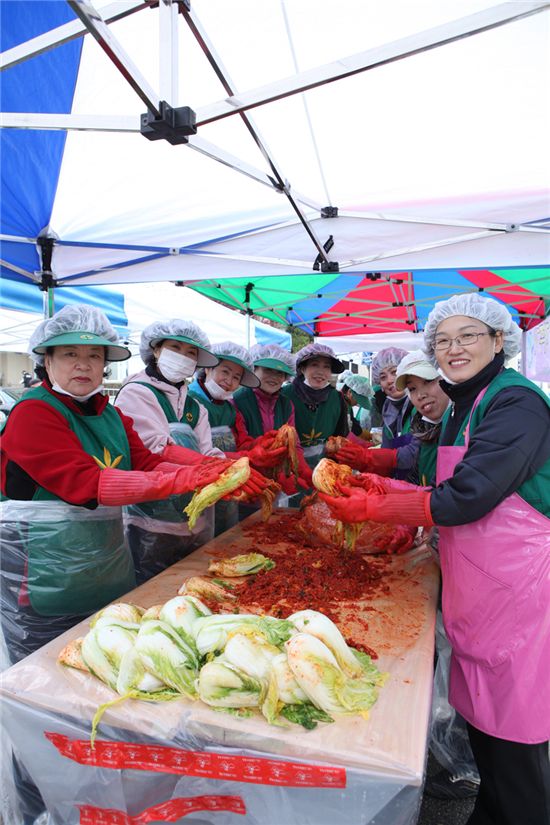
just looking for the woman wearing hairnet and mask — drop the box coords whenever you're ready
[188,341,286,534]
[320,294,550,825]
[280,342,348,473]
[115,320,267,583]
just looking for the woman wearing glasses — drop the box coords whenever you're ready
[320,294,550,825]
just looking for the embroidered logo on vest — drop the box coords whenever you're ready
[93,446,123,469]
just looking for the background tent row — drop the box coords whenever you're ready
[0,280,291,355]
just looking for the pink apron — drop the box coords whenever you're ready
[436,389,550,743]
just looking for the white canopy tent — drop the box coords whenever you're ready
[1,0,549,342]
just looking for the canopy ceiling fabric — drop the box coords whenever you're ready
[1,0,549,342]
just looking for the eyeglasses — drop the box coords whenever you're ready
[433,332,493,351]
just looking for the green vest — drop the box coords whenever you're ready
[188,386,236,429]
[444,369,550,516]
[281,384,342,447]
[418,441,438,487]
[127,381,200,427]
[234,387,292,439]
[122,382,201,524]
[3,387,135,616]
[22,386,132,500]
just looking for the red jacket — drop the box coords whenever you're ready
[1,383,163,507]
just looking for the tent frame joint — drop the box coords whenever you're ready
[140,101,197,145]
[321,206,338,218]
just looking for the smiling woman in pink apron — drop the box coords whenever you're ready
[320,294,550,825]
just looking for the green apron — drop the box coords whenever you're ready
[418,440,438,487]
[233,387,292,438]
[189,381,239,536]
[2,387,135,616]
[281,384,342,471]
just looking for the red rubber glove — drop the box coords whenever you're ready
[296,453,313,489]
[276,472,298,496]
[355,473,430,495]
[160,443,206,466]
[334,442,397,476]
[97,460,231,506]
[245,442,288,470]
[318,485,434,528]
[231,466,271,500]
[332,439,371,471]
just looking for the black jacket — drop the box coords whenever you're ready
[430,355,550,525]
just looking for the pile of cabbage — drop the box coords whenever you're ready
[59,601,387,742]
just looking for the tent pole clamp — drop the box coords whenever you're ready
[140,101,197,145]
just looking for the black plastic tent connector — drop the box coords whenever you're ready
[313,235,337,271]
[365,272,381,281]
[141,102,197,145]
[37,237,58,289]
[321,206,338,218]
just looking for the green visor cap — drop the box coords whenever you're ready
[253,357,295,376]
[216,354,260,388]
[32,332,131,362]
[352,392,372,410]
[149,335,218,367]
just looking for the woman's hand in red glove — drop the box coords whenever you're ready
[247,442,287,470]
[354,473,429,495]
[318,486,371,523]
[332,439,371,471]
[233,466,271,499]
[277,472,298,495]
[189,458,234,488]
[385,525,417,555]
[319,483,433,528]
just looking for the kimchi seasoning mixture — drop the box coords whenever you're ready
[203,512,401,658]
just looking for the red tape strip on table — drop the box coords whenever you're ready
[79,795,246,824]
[46,733,346,788]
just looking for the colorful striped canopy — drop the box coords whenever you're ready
[189,267,549,337]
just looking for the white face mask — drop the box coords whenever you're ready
[157,349,197,382]
[204,375,235,401]
[304,377,329,389]
[52,382,105,402]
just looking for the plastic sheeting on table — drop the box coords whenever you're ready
[0,510,439,825]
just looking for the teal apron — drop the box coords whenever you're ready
[2,387,135,616]
[281,384,342,471]
[233,386,292,438]
[189,381,238,536]
[124,383,214,548]
[280,384,343,507]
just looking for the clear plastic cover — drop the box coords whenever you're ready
[430,611,479,781]
[0,515,439,825]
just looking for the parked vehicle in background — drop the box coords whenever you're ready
[0,386,27,420]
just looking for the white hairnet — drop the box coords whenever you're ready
[211,341,260,388]
[343,374,374,400]
[139,319,217,367]
[249,344,296,375]
[371,347,409,384]
[295,342,345,374]
[335,368,354,391]
[29,304,129,364]
[423,293,522,361]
